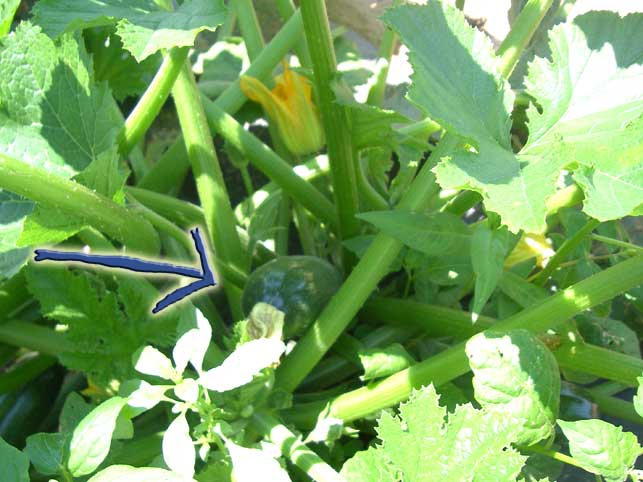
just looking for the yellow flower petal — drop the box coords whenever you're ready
[240,62,324,156]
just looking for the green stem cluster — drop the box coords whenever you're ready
[0,153,159,254]
[324,254,643,422]
[299,0,360,245]
[171,63,247,315]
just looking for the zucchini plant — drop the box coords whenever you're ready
[0,0,642,481]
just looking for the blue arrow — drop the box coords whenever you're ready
[34,227,216,314]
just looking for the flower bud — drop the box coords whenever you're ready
[240,62,324,156]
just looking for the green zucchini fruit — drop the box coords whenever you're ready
[0,365,63,447]
[241,256,342,339]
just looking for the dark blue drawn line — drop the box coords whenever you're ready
[33,227,216,314]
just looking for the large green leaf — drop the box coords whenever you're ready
[33,0,227,61]
[24,433,66,476]
[466,330,560,446]
[558,419,641,482]
[88,465,196,482]
[342,385,526,482]
[0,24,125,263]
[386,4,643,232]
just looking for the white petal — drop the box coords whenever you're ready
[198,338,285,392]
[173,309,212,374]
[134,346,177,380]
[162,414,195,478]
[226,439,291,482]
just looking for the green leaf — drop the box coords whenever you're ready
[359,343,414,382]
[163,414,195,478]
[60,392,94,434]
[87,464,196,482]
[386,5,643,232]
[85,26,162,101]
[634,376,643,419]
[27,267,183,387]
[0,23,121,175]
[68,396,129,477]
[0,191,32,278]
[0,0,20,38]
[33,0,228,61]
[340,446,396,482]
[465,330,560,446]
[576,315,641,358]
[0,436,29,482]
[382,2,513,148]
[558,419,642,482]
[344,384,526,481]
[358,211,470,257]
[470,225,513,320]
[0,23,125,250]
[24,433,65,476]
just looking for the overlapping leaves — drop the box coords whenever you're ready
[32,0,227,61]
[384,3,643,233]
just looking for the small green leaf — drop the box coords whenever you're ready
[33,0,227,61]
[87,464,196,482]
[634,376,643,419]
[0,436,29,482]
[60,392,94,434]
[24,433,65,476]
[68,396,129,477]
[470,225,513,320]
[163,413,195,478]
[558,419,642,482]
[359,343,414,381]
[466,330,560,446]
[340,447,396,482]
[358,211,470,256]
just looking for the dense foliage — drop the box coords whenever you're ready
[0,0,642,481]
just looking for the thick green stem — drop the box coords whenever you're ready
[250,413,345,482]
[300,0,360,245]
[234,0,265,59]
[139,10,305,193]
[0,153,159,253]
[362,297,643,387]
[200,99,338,229]
[125,186,275,265]
[274,0,312,67]
[0,321,71,356]
[324,255,643,421]
[574,387,643,426]
[554,343,643,387]
[273,138,451,392]
[172,63,247,316]
[532,219,600,285]
[118,47,189,155]
[496,0,553,78]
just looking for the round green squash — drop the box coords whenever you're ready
[241,256,342,339]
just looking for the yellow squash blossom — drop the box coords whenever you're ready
[505,233,555,268]
[240,62,324,156]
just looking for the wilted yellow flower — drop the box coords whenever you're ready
[240,62,324,156]
[505,233,555,268]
